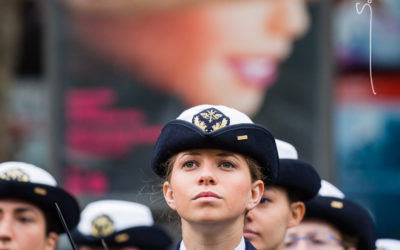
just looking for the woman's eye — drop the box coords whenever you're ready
[260,197,271,204]
[309,236,328,245]
[284,237,296,247]
[219,161,235,169]
[18,216,34,223]
[183,161,197,169]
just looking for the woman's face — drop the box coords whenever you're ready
[284,219,346,250]
[244,186,305,250]
[69,0,310,117]
[0,199,58,250]
[163,149,263,227]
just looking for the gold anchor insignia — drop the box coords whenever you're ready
[0,168,30,182]
[200,110,223,123]
[91,215,115,237]
[193,109,229,132]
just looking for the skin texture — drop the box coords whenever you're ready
[163,149,263,250]
[285,219,351,250]
[67,0,310,117]
[244,186,305,250]
[0,199,58,250]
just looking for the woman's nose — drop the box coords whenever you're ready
[267,0,310,39]
[197,164,217,185]
[294,239,310,250]
[198,175,216,185]
[0,218,13,242]
[245,209,254,222]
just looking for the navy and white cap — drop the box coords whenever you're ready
[376,238,400,250]
[305,180,377,250]
[151,104,279,183]
[0,161,80,233]
[273,139,321,201]
[72,200,172,249]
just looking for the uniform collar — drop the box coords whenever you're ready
[180,236,246,250]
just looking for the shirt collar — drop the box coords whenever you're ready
[180,236,246,250]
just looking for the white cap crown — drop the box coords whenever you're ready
[0,161,57,186]
[275,139,298,159]
[77,200,154,237]
[376,238,400,250]
[318,180,345,199]
[177,104,253,133]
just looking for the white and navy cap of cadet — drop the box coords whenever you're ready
[273,139,321,201]
[305,180,377,250]
[0,161,80,233]
[72,200,172,249]
[275,139,298,159]
[151,104,279,183]
[376,238,400,250]
[318,179,345,199]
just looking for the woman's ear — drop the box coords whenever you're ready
[288,201,306,228]
[163,181,177,211]
[44,232,58,250]
[246,180,264,211]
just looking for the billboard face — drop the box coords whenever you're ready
[50,0,323,209]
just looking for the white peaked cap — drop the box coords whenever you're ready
[376,239,400,250]
[318,179,345,199]
[77,200,154,236]
[177,104,253,124]
[0,161,57,186]
[275,139,298,159]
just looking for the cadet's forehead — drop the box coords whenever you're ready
[263,185,282,194]
[290,218,341,235]
[0,199,43,213]
[174,149,246,158]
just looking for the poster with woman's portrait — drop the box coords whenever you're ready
[49,0,328,214]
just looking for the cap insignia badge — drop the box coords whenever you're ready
[91,215,115,237]
[193,108,230,132]
[0,168,30,182]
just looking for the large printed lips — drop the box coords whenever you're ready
[193,191,221,201]
[229,57,278,90]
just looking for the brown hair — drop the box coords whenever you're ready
[341,233,358,250]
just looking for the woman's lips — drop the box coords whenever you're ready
[193,191,221,200]
[243,229,259,240]
[229,57,278,90]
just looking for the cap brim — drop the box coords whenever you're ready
[305,196,376,250]
[151,120,279,183]
[274,159,321,201]
[0,180,80,234]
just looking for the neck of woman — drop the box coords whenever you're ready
[180,216,245,250]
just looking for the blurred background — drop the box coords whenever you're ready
[1,0,399,248]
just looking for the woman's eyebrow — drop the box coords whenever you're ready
[181,152,201,157]
[263,186,278,193]
[216,152,239,160]
[14,207,38,214]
